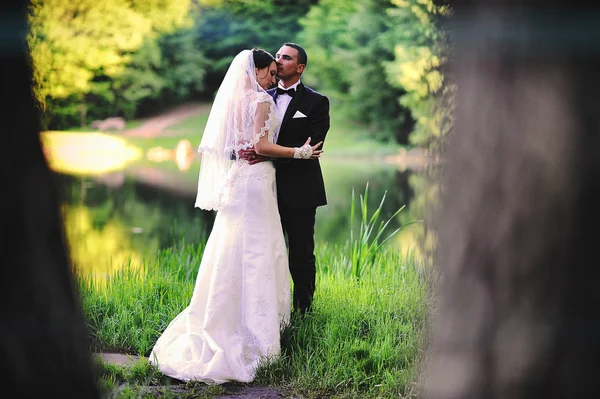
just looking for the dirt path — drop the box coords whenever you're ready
[122,102,211,138]
[97,353,288,398]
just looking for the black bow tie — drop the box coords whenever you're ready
[276,87,295,97]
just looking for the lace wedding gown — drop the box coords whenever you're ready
[149,94,291,384]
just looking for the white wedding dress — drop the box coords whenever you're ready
[148,92,291,384]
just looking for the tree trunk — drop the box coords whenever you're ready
[80,94,87,129]
[0,1,100,397]
[426,2,600,399]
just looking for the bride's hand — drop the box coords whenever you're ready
[303,137,323,159]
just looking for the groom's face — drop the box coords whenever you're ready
[275,46,304,81]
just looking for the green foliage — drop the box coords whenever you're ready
[297,0,356,95]
[110,26,206,118]
[384,0,453,149]
[153,26,207,105]
[299,0,414,144]
[127,0,194,33]
[194,0,317,93]
[43,95,84,129]
[28,0,196,128]
[299,0,451,147]
[110,39,165,119]
[29,0,150,102]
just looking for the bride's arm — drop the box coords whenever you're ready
[253,101,293,157]
[253,101,322,158]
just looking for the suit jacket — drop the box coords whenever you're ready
[268,83,330,209]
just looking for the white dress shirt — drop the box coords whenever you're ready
[274,80,300,143]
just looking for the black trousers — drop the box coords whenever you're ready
[278,202,317,313]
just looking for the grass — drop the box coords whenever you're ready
[166,112,210,135]
[346,182,423,280]
[80,241,204,355]
[254,252,426,397]
[323,109,404,156]
[95,355,228,398]
[80,188,427,398]
[82,244,426,398]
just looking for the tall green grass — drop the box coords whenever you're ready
[346,182,422,280]
[80,191,427,398]
[80,239,206,355]
[254,249,426,397]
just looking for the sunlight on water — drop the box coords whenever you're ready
[63,205,145,288]
[147,139,195,171]
[41,131,142,175]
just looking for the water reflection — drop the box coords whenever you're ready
[56,174,212,277]
[147,139,195,171]
[63,204,146,279]
[47,133,435,280]
[41,132,142,175]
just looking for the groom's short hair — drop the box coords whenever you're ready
[283,42,307,66]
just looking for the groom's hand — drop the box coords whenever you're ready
[238,148,269,165]
[248,155,269,165]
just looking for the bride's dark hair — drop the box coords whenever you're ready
[252,48,275,69]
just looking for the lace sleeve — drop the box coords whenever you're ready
[252,95,276,144]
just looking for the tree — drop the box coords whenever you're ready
[384,0,452,149]
[127,0,192,33]
[297,0,356,98]
[1,0,100,396]
[299,0,428,144]
[28,0,193,128]
[28,0,151,125]
[144,24,207,113]
[194,0,318,95]
[425,1,600,398]
[109,38,165,119]
[87,10,205,120]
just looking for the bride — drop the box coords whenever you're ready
[148,48,323,384]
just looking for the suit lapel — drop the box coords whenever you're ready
[280,82,305,131]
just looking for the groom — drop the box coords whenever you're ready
[246,42,330,315]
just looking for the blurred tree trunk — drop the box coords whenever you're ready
[80,94,87,129]
[0,1,100,397]
[426,1,600,398]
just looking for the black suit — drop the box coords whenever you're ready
[268,83,330,313]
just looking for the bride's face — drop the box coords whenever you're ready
[255,61,277,90]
